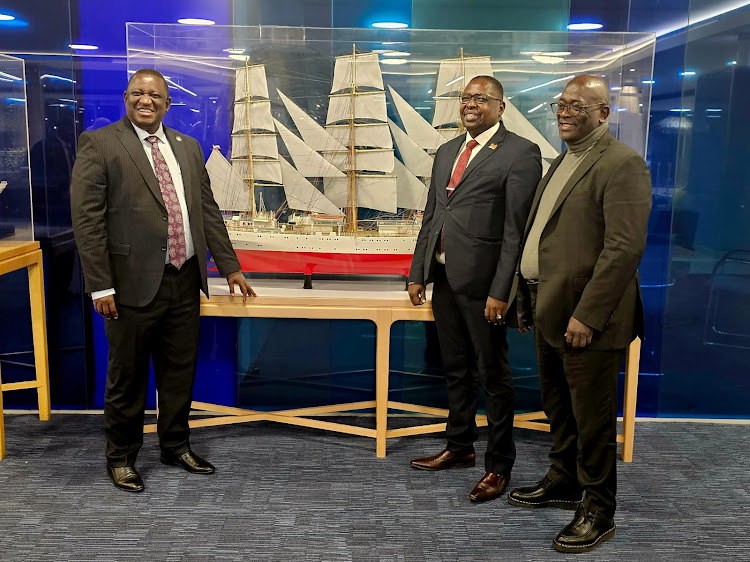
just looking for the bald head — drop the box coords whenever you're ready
[556,75,611,144]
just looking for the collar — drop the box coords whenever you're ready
[463,121,500,149]
[566,123,608,153]
[130,120,166,144]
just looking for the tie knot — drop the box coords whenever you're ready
[146,135,159,145]
[467,139,479,150]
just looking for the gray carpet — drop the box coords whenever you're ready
[0,414,748,561]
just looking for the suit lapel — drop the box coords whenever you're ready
[450,124,508,197]
[523,153,564,239]
[164,126,192,211]
[547,131,611,220]
[115,117,165,209]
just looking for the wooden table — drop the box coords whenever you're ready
[145,278,640,462]
[0,241,51,459]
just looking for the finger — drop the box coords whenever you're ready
[110,303,118,320]
[239,283,248,303]
[565,331,573,346]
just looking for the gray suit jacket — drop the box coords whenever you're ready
[71,116,240,307]
[409,122,541,300]
[510,128,652,349]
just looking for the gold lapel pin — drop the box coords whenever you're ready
[489,143,497,150]
[175,135,182,142]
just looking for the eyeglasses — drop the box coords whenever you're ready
[550,102,606,116]
[459,93,502,105]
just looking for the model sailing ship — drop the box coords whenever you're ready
[206,47,559,282]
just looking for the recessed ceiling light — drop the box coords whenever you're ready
[0,14,15,21]
[680,70,697,76]
[228,54,250,61]
[381,59,408,65]
[540,51,571,56]
[372,22,408,29]
[532,54,564,64]
[382,51,410,57]
[223,48,245,54]
[610,86,623,91]
[567,23,603,30]
[69,44,98,50]
[177,18,215,25]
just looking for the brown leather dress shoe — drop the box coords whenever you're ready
[107,465,145,493]
[410,449,475,471]
[470,472,510,502]
[160,449,215,474]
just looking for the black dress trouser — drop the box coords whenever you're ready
[431,263,516,475]
[103,256,201,466]
[530,287,624,517]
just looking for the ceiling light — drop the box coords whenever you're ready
[553,92,562,99]
[372,22,408,29]
[670,108,691,112]
[541,51,571,56]
[223,48,245,54]
[444,75,464,87]
[610,86,623,91]
[680,70,697,76]
[630,68,636,72]
[532,54,564,64]
[706,108,722,112]
[382,51,410,57]
[228,54,250,61]
[567,23,603,30]
[0,14,15,20]
[177,18,215,25]
[527,103,545,113]
[381,59,408,65]
[69,44,98,50]
[642,80,655,84]
[520,75,575,94]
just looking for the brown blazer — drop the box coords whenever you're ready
[509,128,652,350]
[71,117,240,307]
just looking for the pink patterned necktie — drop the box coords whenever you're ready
[147,135,187,269]
[439,139,480,254]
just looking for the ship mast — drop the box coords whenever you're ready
[242,59,256,216]
[346,43,358,232]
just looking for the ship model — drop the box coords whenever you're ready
[206,47,559,286]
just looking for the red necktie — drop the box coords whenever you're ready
[439,139,480,254]
[147,136,187,269]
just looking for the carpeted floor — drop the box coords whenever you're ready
[0,414,748,561]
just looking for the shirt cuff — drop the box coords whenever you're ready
[91,288,116,300]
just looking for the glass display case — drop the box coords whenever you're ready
[126,24,655,280]
[0,54,33,241]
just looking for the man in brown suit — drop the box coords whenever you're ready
[71,69,254,492]
[506,75,651,553]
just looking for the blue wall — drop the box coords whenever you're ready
[1,0,749,418]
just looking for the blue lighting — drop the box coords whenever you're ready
[0,12,28,28]
[680,70,697,77]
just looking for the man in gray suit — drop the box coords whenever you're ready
[71,69,254,492]
[408,76,541,502]
[507,75,651,553]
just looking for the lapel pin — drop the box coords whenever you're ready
[489,143,497,150]
[175,135,182,142]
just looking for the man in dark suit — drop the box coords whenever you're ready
[507,75,651,553]
[71,69,254,492]
[408,76,541,502]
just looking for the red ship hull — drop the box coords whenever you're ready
[234,249,413,276]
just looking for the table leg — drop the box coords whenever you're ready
[27,253,51,421]
[621,337,641,462]
[375,311,391,458]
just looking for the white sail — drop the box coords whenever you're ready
[274,119,345,179]
[330,52,383,93]
[502,98,560,161]
[232,159,283,185]
[433,97,460,129]
[326,123,393,149]
[388,119,434,178]
[277,89,347,154]
[235,65,269,100]
[438,128,461,141]
[206,149,253,211]
[393,158,428,211]
[233,101,274,133]
[326,92,388,124]
[435,55,493,96]
[324,175,398,214]
[321,149,394,174]
[230,133,279,160]
[387,86,445,152]
[279,158,342,215]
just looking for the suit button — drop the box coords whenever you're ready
[446,205,451,211]
[162,215,167,221]
[161,245,167,251]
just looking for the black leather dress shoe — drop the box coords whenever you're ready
[508,475,582,510]
[553,504,616,553]
[410,449,475,471]
[107,465,145,492]
[160,449,215,474]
